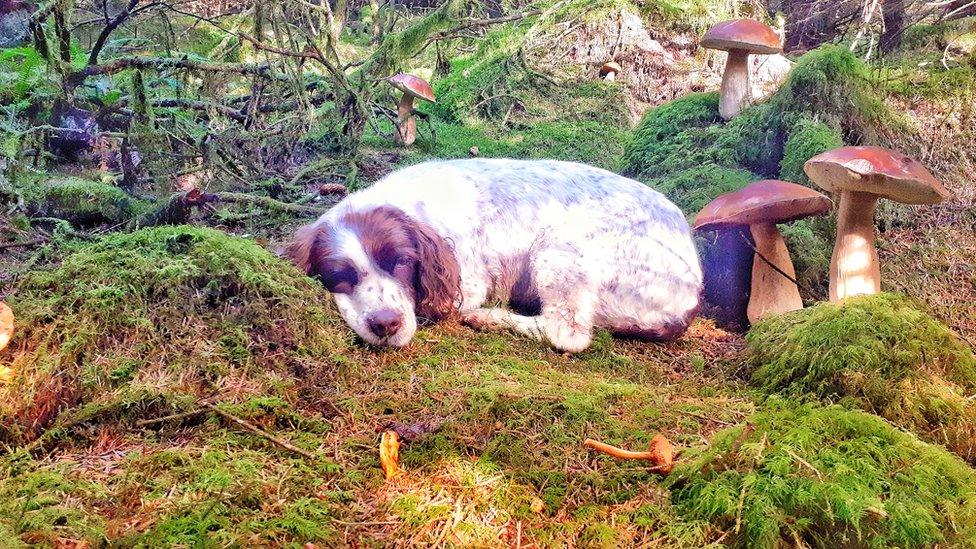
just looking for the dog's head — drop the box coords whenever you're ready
[287,206,460,347]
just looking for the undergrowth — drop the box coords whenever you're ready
[16,176,148,226]
[744,293,976,462]
[671,400,976,548]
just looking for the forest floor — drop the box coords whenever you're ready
[1,2,976,548]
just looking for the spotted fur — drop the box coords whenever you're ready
[287,159,703,352]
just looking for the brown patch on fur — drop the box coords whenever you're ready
[285,223,330,274]
[342,207,461,323]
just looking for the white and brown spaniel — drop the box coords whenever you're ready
[287,159,702,353]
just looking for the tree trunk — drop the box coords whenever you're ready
[880,0,905,53]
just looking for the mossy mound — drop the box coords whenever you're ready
[745,293,976,462]
[670,401,976,548]
[19,177,147,226]
[0,226,345,444]
[622,45,888,214]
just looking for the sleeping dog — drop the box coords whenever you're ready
[287,159,702,353]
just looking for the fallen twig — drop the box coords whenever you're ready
[213,192,329,216]
[134,408,207,427]
[202,402,318,460]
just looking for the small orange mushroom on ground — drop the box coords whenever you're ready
[379,430,403,479]
[0,301,13,353]
[584,434,674,475]
[388,73,436,146]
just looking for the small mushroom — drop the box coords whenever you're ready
[379,430,402,479]
[0,301,12,353]
[584,434,674,475]
[387,73,436,146]
[694,180,832,323]
[599,61,622,81]
[803,146,951,301]
[700,19,782,120]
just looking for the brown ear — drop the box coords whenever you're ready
[285,223,326,274]
[408,219,461,323]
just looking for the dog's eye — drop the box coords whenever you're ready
[379,253,413,275]
[321,265,359,294]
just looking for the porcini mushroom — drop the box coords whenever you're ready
[599,61,622,81]
[700,19,782,120]
[804,146,951,301]
[0,301,12,353]
[388,73,436,146]
[584,434,674,475]
[694,180,832,323]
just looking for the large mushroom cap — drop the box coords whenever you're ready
[694,179,832,230]
[388,73,436,103]
[700,19,782,54]
[599,61,622,76]
[0,301,13,352]
[804,146,951,205]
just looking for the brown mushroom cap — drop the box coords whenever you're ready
[693,179,832,230]
[599,61,622,76]
[804,146,951,205]
[700,19,782,55]
[388,73,436,103]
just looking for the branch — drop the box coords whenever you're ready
[65,55,274,91]
[203,403,318,460]
[213,192,329,216]
[428,9,542,42]
[87,0,141,66]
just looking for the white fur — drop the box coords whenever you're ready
[307,158,703,352]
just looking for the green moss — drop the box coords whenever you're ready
[0,468,108,544]
[670,401,976,548]
[0,225,345,444]
[744,293,976,461]
[779,118,844,186]
[645,164,757,214]
[622,46,893,216]
[19,176,147,226]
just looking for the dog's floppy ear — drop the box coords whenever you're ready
[285,223,326,274]
[408,219,461,323]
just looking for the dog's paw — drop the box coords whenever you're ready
[461,308,506,331]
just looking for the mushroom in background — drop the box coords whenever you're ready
[0,301,13,353]
[804,146,951,302]
[599,61,622,81]
[387,73,436,146]
[694,180,832,323]
[700,19,782,120]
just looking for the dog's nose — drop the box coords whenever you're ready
[367,310,403,339]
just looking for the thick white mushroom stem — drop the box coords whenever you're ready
[604,72,616,81]
[719,49,752,120]
[830,190,881,301]
[395,93,417,146]
[747,222,802,323]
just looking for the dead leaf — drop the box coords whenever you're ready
[383,417,445,442]
[379,430,402,480]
